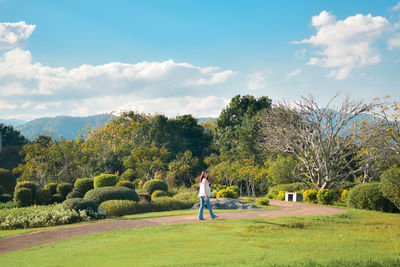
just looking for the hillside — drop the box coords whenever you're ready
[16,114,115,140]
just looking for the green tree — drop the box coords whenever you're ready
[167,150,200,187]
[266,155,298,185]
[0,123,28,170]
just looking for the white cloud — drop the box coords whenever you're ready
[388,34,400,49]
[294,11,390,80]
[0,21,35,49]
[247,71,270,90]
[286,69,302,78]
[0,100,17,110]
[393,2,400,11]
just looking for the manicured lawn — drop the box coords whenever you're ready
[1,208,399,266]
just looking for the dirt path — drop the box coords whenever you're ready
[0,200,345,255]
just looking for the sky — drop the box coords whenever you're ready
[1,0,400,121]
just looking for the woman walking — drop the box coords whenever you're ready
[198,171,216,220]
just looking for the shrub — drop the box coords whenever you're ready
[348,183,397,212]
[62,198,98,212]
[210,184,227,192]
[143,179,168,195]
[151,190,167,199]
[66,190,84,199]
[317,189,335,205]
[380,167,400,210]
[267,183,304,199]
[216,188,238,199]
[0,201,18,209]
[14,187,33,207]
[52,193,65,203]
[227,185,240,195]
[94,174,119,188]
[99,200,141,216]
[341,189,350,202]
[172,189,198,203]
[45,182,57,195]
[276,191,287,201]
[121,169,136,181]
[34,188,52,205]
[303,189,318,203]
[132,179,144,189]
[84,186,139,205]
[116,180,135,190]
[0,194,12,203]
[57,183,73,197]
[0,168,16,194]
[256,197,270,206]
[74,178,94,194]
[0,185,5,195]
[15,181,37,196]
[151,197,194,211]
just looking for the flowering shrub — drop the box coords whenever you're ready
[216,188,238,199]
[267,183,304,199]
[276,191,287,201]
[303,189,318,203]
[341,189,350,202]
[317,189,335,205]
[0,204,105,230]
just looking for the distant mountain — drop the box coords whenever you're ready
[0,119,27,127]
[16,114,115,140]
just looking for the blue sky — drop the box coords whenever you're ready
[0,0,400,120]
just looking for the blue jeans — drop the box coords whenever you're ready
[198,196,216,219]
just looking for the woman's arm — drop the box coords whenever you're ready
[203,180,208,200]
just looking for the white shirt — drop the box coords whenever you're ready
[198,178,212,197]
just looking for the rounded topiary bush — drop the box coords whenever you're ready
[15,181,37,196]
[52,193,65,203]
[0,168,16,194]
[317,189,335,205]
[34,188,52,205]
[143,179,168,195]
[94,174,119,188]
[0,194,12,203]
[62,198,98,212]
[74,178,94,194]
[14,187,33,207]
[151,190,167,199]
[216,188,237,199]
[380,167,400,210]
[348,183,397,212]
[99,200,141,216]
[84,186,139,205]
[57,183,73,197]
[45,182,57,195]
[116,180,135,190]
[303,189,318,203]
[66,190,84,199]
[121,169,136,181]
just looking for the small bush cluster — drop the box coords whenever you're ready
[267,183,304,199]
[210,184,227,192]
[116,180,135,190]
[62,198,98,212]
[0,168,16,194]
[0,194,12,203]
[84,186,139,205]
[143,179,168,195]
[216,188,238,199]
[256,197,270,206]
[317,189,335,205]
[341,189,350,202]
[380,167,400,210]
[45,182,57,195]
[348,183,397,212]
[121,169,136,181]
[151,190,167,199]
[57,183,73,197]
[34,188,52,205]
[66,190,84,199]
[276,191,286,201]
[74,178,94,195]
[52,194,64,203]
[14,187,33,207]
[94,174,119,188]
[0,201,18,210]
[172,189,198,203]
[303,189,318,202]
[15,181,37,196]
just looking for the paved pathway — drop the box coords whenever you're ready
[0,200,345,255]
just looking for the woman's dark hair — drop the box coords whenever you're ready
[200,171,207,183]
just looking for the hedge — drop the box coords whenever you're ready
[0,168,16,194]
[62,198,98,212]
[84,186,139,205]
[45,182,57,195]
[348,183,397,212]
[74,178,94,194]
[34,188,52,205]
[15,181,37,196]
[143,179,168,195]
[116,180,135,190]
[66,190,84,199]
[52,193,65,203]
[57,183,73,197]
[380,167,400,210]
[151,190,167,199]
[94,174,119,188]
[14,187,33,207]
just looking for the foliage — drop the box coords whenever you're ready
[267,182,304,199]
[167,150,199,187]
[0,204,105,230]
[34,188,52,205]
[120,168,136,181]
[15,181,37,196]
[0,201,18,209]
[0,123,28,170]
[116,180,135,190]
[74,178,94,194]
[216,188,238,199]
[62,198,98,212]
[143,179,168,195]
[66,190,84,199]
[14,187,33,207]
[266,155,298,185]
[151,190,167,199]
[317,189,335,205]
[227,185,240,195]
[172,189,198,203]
[56,183,73,197]
[151,197,195,211]
[256,197,270,206]
[380,166,400,209]
[303,189,318,203]
[0,194,12,203]
[276,191,286,201]
[52,193,65,203]
[84,186,139,205]
[0,168,16,194]
[348,183,397,212]
[341,189,350,202]
[0,185,4,195]
[45,182,57,195]
[93,174,119,188]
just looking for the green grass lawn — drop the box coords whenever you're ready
[1,208,399,266]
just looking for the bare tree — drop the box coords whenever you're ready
[259,94,380,189]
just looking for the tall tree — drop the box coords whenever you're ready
[0,123,28,170]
